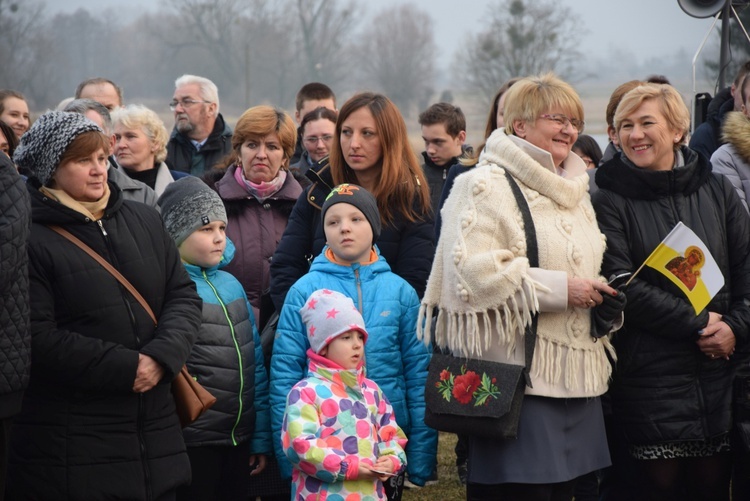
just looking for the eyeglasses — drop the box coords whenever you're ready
[303,134,334,146]
[169,99,211,111]
[539,114,585,133]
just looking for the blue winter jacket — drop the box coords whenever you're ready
[270,248,437,485]
[182,239,272,455]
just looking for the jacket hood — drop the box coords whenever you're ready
[720,111,750,164]
[181,235,237,279]
[29,179,124,225]
[306,349,365,392]
[595,146,711,200]
[309,245,392,279]
[707,86,733,119]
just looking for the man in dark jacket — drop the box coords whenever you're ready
[166,74,232,176]
[418,102,468,213]
[690,60,750,161]
[0,152,30,498]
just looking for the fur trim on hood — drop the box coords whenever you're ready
[721,111,750,164]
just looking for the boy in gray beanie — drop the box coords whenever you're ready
[158,175,274,498]
[158,176,227,248]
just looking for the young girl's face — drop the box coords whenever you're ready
[179,220,226,268]
[324,203,373,265]
[320,330,364,370]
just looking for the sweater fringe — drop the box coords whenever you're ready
[417,274,540,358]
[527,336,613,394]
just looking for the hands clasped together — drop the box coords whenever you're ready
[698,311,735,360]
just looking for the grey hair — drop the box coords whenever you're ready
[174,74,220,117]
[64,98,112,134]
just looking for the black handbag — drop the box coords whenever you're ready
[424,170,538,440]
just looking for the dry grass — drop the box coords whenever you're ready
[402,432,466,501]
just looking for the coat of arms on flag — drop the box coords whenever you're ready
[639,222,724,315]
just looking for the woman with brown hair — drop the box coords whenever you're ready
[204,105,302,326]
[270,92,433,313]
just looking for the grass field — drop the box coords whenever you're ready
[402,433,465,501]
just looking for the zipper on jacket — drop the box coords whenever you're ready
[95,218,151,496]
[203,270,245,446]
[137,393,153,501]
[353,267,363,313]
[98,220,141,345]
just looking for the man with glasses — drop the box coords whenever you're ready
[166,74,233,176]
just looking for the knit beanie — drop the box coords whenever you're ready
[300,289,369,354]
[321,183,381,242]
[14,111,103,186]
[157,176,228,247]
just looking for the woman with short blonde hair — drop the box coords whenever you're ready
[112,104,184,196]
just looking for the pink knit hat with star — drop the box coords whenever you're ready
[299,289,369,354]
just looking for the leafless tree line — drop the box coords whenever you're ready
[0,0,584,117]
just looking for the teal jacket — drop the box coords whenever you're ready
[182,239,272,454]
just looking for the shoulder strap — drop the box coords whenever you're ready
[47,225,157,326]
[503,170,539,387]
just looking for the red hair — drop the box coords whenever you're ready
[329,92,430,224]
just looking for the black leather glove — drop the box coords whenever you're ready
[591,290,627,338]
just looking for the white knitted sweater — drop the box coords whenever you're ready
[419,129,615,398]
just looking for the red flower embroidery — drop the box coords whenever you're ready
[440,370,450,381]
[452,371,481,404]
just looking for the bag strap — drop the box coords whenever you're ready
[503,170,539,388]
[47,225,157,326]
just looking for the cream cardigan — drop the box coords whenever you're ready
[419,129,615,398]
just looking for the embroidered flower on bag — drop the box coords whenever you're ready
[434,365,501,406]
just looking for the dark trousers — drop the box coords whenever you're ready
[0,418,11,501]
[176,445,250,501]
[638,453,731,501]
[732,448,750,501]
[466,479,577,501]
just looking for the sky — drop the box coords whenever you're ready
[47,0,719,67]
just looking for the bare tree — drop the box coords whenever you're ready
[0,0,56,104]
[358,4,436,115]
[294,0,358,86]
[460,0,585,102]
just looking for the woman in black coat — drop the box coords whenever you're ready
[6,111,202,500]
[592,84,750,501]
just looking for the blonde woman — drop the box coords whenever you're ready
[113,104,189,197]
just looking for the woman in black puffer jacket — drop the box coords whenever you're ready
[593,84,750,501]
[6,111,202,501]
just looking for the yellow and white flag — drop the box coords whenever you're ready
[642,222,724,314]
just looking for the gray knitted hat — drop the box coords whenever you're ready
[300,289,369,355]
[321,183,381,242]
[14,111,103,186]
[157,176,228,247]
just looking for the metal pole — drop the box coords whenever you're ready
[719,0,732,89]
